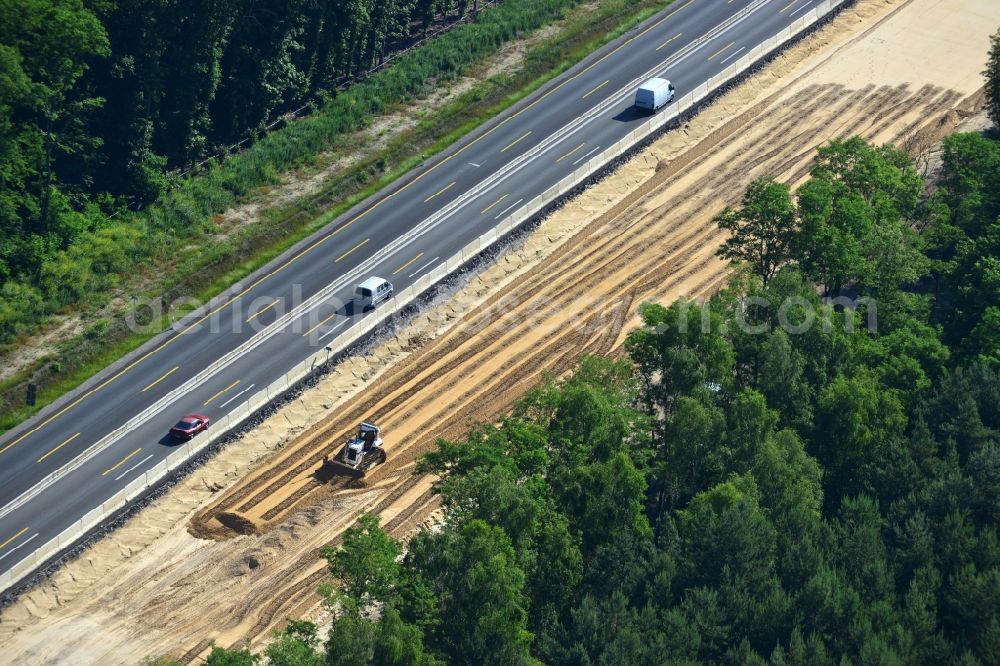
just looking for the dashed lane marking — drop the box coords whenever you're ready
[102,448,142,477]
[204,380,240,406]
[37,432,81,463]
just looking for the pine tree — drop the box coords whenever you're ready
[985,28,1000,128]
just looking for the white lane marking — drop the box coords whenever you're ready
[245,0,777,347]
[495,198,525,220]
[245,0,779,348]
[0,532,39,561]
[114,454,154,481]
[0,0,793,530]
[319,320,349,341]
[719,45,746,65]
[456,0,772,201]
[468,162,481,167]
[572,146,602,166]
[789,2,812,17]
[409,256,441,279]
[219,383,256,409]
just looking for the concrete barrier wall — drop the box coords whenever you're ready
[1,0,848,597]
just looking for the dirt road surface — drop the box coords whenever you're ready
[1,0,996,662]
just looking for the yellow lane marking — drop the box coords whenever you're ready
[204,380,240,406]
[393,252,425,276]
[556,143,585,163]
[382,0,696,182]
[779,0,800,12]
[0,0,703,453]
[481,194,508,215]
[501,131,532,153]
[102,448,142,477]
[142,366,179,393]
[424,181,455,202]
[246,298,280,322]
[0,180,355,453]
[0,527,29,552]
[37,432,81,463]
[707,41,735,60]
[656,32,683,51]
[582,80,609,99]
[302,312,339,338]
[335,238,370,263]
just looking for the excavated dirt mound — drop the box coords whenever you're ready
[215,511,263,537]
[1,0,996,662]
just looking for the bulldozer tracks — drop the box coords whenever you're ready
[191,81,974,546]
[2,0,994,660]
[166,80,986,661]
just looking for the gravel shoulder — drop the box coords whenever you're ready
[1,0,996,662]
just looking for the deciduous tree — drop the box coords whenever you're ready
[715,178,796,286]
[321,513,401,604]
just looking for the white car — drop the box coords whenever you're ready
[355,276,393,309]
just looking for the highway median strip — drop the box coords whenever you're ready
[0,3,828,592]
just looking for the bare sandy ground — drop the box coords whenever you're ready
[1,0,996,662]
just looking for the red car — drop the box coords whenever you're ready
[170,414,210,440]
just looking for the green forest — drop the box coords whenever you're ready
[0,0,595,350]
[6,6,1000,662]
[200,128,1000,665]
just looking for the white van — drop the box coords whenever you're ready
[355,276,393,309]
[634,78,675,113]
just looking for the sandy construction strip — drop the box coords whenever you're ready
[1,0,997,662]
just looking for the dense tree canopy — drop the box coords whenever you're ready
[986,28,1000,128]
[0,0,483,269]
[210,132,997,665]
[202,129,1000,664]
[0,0,586,353]
[714,178,796,287]
[0,0,109,281]
[12,8,998,663]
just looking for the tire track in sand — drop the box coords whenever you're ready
[3,0,990,660]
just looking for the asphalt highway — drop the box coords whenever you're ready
[0,0,835,586]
